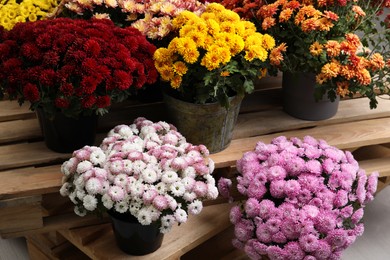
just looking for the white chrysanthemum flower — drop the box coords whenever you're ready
[83,194,98,211]
[100,180,110,194]
[76,161,93,174]
[118,126,133,138]
[181,177,196,191]
[61,161,71,176]
[204,174,216,186]
[122,142,143,152]
[147,205,161,222]
[102,193,114,209]
[60,182,70,196]
[76,190,86,200]
[182,167,196,179]
[114,174,128,187]
[170,182,186,197]
[140,125,156,138]
[85,177,103,195]
[122,159,133,174]
[108,186,125,202]
[155,182,167,194]
[160,214,175,234]
[114,201,129,213]
[142,168,158,183]
[188,200,203,215]
[207,184,219,199]
[129,201,142,215]
[137,208,153,225]
[133,160,147,174]
[90,149,106,165]
[130,182,145,197]
[174,208,188,223]
[162,170,178,184]
[183,192,197,202]
[94,168,108,179]
[165,194,178,211]
[74,206,87,217]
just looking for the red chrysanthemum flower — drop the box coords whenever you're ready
[82,95,97,108]
[96,95,111,108]
[23,83,40,102]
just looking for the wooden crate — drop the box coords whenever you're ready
[1,75,390,259]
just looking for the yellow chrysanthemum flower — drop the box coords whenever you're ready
[220,21,235,34]
[262,34,276,50]
[173,61,188,76]
[229,34,245,55]
[201,50,222,71]
[158,65,175,81]
[200,12,216,21]
[175,37,199,63]
[206,19,220,36]
[186,31,206,48]
[154,48,174,63]
[245,45,268,62]
[245,34,263,50]
[206,3,225,14]
[216,9,240,23]
[234,22,246,37]
[309,41,323,56]
[170,74,183,89]
[173,10,200,30]
[208,45,231,64]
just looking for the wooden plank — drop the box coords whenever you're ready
[59,203,232,260]
[211,117,390,168]
[0,142,70,171]
[0,119,41,144]
[27,239,53,260]
[0,100,34,122]
[1,213,110,239]
[0,166,63,200]
[234,96,390,139]
[0,196,43,235]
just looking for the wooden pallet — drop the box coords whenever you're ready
[1,75,390,259]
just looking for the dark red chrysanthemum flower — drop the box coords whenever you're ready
[96,95,111,108]
[60,83,74,96]
[81,95,97,108]
[113,70,133,90]
[80,76,99,95]
[39,69,57,86]
[23,83,40,102]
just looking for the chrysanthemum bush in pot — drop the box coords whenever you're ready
[60,117,218,255]
[218,136,378,260]
[153,3,276,152]
[50,0,208,102]
[0,18,158,152]
[253,0,389,110]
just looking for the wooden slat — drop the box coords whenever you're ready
[0,165,62,200]
[59,203,232,260]
[0,142,70,171]
[0,119,41,144]
[234,97,390,139]
[0,196,43,234]
[211,117,390,168]
[0,101,34,122]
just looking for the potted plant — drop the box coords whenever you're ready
[153,3,276,153]
[0,0,58,30]
[218,135,379,260]
[213,0,389,120]
[60,117,218,255]
[49,0,207,103]
[0,18,158,152]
